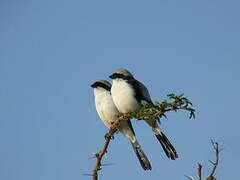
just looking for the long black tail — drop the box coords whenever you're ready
[131,141,152,171]
[155,132,178,160]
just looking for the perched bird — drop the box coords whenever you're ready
[109,69,178,160]
[91,80,152,170]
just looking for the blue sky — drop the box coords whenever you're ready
[1,0,239,180]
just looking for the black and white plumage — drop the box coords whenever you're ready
[109,69,178,160]
[91,80,152,170]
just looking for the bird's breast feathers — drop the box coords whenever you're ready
[94,92,119,128]
[111,79,141,113]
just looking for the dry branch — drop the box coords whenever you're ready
[205,140,222,180]
[92,119,121,180]
[198,163,202,180]
[185,140,222,180]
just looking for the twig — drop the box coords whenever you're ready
[185,175,196,180]
[118,93,195,121]
[92,120,120,180]
[198,163,202,180]
[92,135,111,180]
[206,140,221,180]
[185,140,222,180]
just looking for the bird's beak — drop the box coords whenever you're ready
[109,73,115,79]
[90,83,95,88]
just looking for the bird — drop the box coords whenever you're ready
[91,80,152,170]
[109,69,178,160]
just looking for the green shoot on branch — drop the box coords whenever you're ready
[117,93,195,122]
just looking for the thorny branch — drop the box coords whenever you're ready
[90,93,195,180]
[92,119,120,180]
[185,140,222,180]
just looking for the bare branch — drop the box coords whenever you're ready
[91,119,120,180]
[185,141,221,180]
[185,175,196,180]
[197,163,202,180]
[206,140,221,180]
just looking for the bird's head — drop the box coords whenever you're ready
[91,80,111,91]
[109,68,134,80]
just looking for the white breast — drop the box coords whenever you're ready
[94,88,119,128]
[111,79,141,113]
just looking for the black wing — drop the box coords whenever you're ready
[127,79,152,105]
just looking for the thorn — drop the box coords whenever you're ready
[82,173,93,176]
[210,139,218,148]
[88,152,97,159]
[101,163,116,166]
[184,175,195,180]
[209,160,215,165]
[88,156,96,159]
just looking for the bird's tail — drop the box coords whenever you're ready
[155,131,178,160]
[131,141,152,171]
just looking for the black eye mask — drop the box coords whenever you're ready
[91,82,111,91]
[109,73,134,80]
